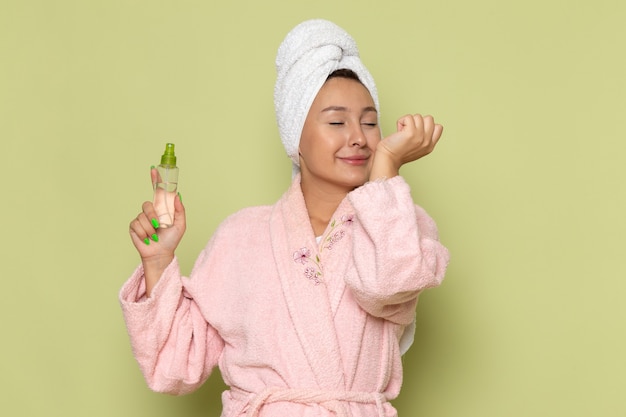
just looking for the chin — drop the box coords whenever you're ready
[342,174,369,189]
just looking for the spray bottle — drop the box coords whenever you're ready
[153,143,178,228]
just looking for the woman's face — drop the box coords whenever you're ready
[299,77,381,193]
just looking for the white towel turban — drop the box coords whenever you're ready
[274,19,380,174]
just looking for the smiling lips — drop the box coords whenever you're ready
[338,155,369,166]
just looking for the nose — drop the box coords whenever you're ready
[349,126,367,147]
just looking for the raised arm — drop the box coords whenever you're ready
[128,167,186,296]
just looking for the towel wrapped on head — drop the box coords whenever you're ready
[274,19,380,175]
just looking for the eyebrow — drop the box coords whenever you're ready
[321,106,378,113]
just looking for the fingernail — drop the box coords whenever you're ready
[143,238,150,245]
[178,192,183,203]
[150,165,155,169]
[151,233,159,242]
[151,218,159,228]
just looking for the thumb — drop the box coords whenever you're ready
[395,114,416,133]
[173,192,186,229]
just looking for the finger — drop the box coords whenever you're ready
[432,123,444,144]
[173,193,187,230]
[129,214,156,246]
[129,224,146,247]
[411,113,424,126]
[411,114,425,139]
[396,114,414,133]
[421,115,435,140]
[151,166,160,189]
[129,225,150,247]
[141,201,160,229]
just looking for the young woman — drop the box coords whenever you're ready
[121,19,449,417]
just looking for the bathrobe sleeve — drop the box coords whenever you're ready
[119,256,224,395]
[345,175,449,325]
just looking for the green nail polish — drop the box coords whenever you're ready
[151,234,159,242]
[150,165,155,169]
[151,218,159,228]
[178,192,183,203]
[143,238,150,245]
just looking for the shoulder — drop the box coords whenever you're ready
[214,205,273,239]
[224,205,273,224]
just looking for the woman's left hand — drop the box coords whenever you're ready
[369,114,443,180]
[382,113,443,164]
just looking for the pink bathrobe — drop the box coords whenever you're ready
[119,175,449,417]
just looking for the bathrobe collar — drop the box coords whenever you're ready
[269,175,355,390]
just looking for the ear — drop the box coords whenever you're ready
[297,151,306,170]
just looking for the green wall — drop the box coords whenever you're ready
[2,1,624,416]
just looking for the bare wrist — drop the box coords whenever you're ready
[142,253,175,297]
[370,150,400,181]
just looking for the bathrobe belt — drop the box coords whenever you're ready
[242,387,389,417]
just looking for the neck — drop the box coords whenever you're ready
[300,177,350,236]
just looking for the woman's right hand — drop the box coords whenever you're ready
[128,168,186,296]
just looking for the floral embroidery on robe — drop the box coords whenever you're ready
[292,213,355,285]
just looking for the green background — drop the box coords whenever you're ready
[1,1,624,416]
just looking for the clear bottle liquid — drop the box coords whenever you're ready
[153,143,178,228]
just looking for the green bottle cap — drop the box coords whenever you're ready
[160,143,177,166]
